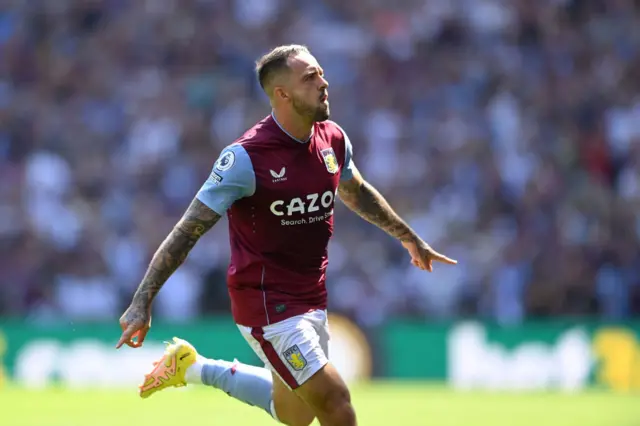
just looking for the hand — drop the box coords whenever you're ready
[116,304,151,349]
[402,237,457,272]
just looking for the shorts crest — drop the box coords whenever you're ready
[283,345,307,371]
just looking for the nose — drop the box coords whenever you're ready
[320,76,329,90]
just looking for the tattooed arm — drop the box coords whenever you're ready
[116,198,221,349]
[338,165,456,272]
[116,144,255,349]
[130,198,220,311]
[338,166,416,243]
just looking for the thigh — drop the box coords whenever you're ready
[272,371,315,425]
[293,362,354,424]
[237,311,329,390]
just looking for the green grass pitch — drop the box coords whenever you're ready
[2,382,638,426]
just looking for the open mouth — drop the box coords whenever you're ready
[320,93,328,102]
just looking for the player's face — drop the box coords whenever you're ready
[286,53,330,122]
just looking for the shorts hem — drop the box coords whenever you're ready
[287,357,329,390]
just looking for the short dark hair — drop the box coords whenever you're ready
[255,44,310,94]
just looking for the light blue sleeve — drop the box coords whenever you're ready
[196,144,256,215]
[337,125,355,182]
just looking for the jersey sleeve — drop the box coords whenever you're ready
[196,144,256,215]
[337,125,355,182]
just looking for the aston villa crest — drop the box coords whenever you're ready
[283,345,307,371]
[321,148,339,174]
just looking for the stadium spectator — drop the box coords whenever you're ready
[1,0,639,325]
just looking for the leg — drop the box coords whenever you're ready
[272,372,315,426]
[243,310,355,426]
[190,357,316,426]
[187,356,278,419]
[139,338,279,422]
[294,363,356,426]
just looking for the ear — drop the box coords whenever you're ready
[273,86,289,102]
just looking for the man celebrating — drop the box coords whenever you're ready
[116,45,456,426]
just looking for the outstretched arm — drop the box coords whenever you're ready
[338,165,456,271]
[338,166,416,243]
[116,143,256,349]
[116,198,221,348]
[129,198,220,313]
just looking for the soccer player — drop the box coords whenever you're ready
[116,45,456,426]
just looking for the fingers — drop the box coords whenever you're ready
[116,321,149,349]
[432,252,457,265]
[411,253,456,272]
[407,241,457,271]
[116,324,135,349]
[132,328,149,348]
[412,258,431,271]
[116,324,150,349]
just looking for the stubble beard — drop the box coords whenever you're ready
[292,96,330,123]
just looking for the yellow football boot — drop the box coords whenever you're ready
[139,337,197,399]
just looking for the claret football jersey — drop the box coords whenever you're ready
[197,113,354,327]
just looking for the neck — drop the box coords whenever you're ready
[272,109,313,142]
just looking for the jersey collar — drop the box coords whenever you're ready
[271,111,313,144]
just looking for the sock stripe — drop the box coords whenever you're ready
[250,327,299,389]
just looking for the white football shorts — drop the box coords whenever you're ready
[237,309,330,390]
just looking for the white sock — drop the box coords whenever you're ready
[184,355,205,384]
[191,356,276,419]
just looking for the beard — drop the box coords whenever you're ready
[292,95,330,122]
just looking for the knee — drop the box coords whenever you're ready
[317,386,356,423]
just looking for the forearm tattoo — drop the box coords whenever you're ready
[130,198,221,311]
[338,178,416,242]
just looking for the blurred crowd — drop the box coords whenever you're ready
[1,0,640,326]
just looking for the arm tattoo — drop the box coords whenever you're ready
[130,198,221,311]
[338,177,416,243]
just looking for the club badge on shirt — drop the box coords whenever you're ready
[321,148,338,174]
